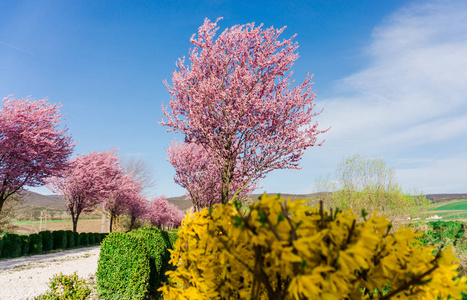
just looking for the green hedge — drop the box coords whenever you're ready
[39,231,53,251]
[66,230,75,248]
[79,232,89,247]
[1,233,22,258]
[29,233,43,255]
[97,232,151,299]
[52,230,68,249]
[20,235,30,256]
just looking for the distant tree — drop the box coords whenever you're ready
[120,155,156,195]
[312,154,431,222]
[161,18,326,204]
[47,150,120,232]
[125,194,148,231]
[166,141,256,211]
[147,195,184,229]
[101,172,143,233]
[0,97,74,215]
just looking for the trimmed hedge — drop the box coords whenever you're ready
[66,230,75,248]
[0,237,3,257]
[96,227,178,299]
[52,230,67,249]
[97,232,151,299]
[79,232,89,247]
[39,231,53,251]
[20,235,30,256]
[1,233,21,258]
[29,233,43,255]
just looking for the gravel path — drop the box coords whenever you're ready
[0,246,100,300]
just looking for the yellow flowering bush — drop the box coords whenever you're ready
[160,194,467,299]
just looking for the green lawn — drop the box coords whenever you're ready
[13,218,97,225]
[431,200,467,211]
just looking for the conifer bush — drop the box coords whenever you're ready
[20,235,30,256]
[52,230,67,249]
[78,232,89,247]
[28,233,42,255]
[0,233,21,258]
[39,231,53,251]
[161,194,467,299]
[65,230,75,248]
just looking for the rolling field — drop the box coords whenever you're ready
[11,218,109,234]
[428,199,467,221]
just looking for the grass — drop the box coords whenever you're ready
[431,200,467,211]
[13,218,99,225]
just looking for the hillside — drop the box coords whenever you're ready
[10,190,467,221]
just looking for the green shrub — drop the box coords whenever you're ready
[29,233,42,255]
[132,228,171,297]
[20,235,30,256]
[71,231,79,247]
[65,231,75,249]
[96,232,150,300]
[52,230,67,249]
[1,233,21,258]
[93,233,101,244]
[0,237,3,257]
[78,233,88,247]
[87,232,95,245]
[39,231,53,252]
[35,272,92,300]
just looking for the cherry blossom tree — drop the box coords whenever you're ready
[101,172,143,233]
[47,150,120,232]
[166,141,256,211]
[147,195,184,229]
[161,18,326,204]
[0,97,74,214]
[125,194,148,231]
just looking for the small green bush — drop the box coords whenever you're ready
[93,233,101,244]
[20,235,30,256]
[132,228,170,297]
[96,232,150,300]
[35,272,92,300]
[71,231,79,247]
[29,233,42,255]
[39,231,53,251]
[65,231,75,249]
[52,230,67,249]
[88,232,95,245]
[78,233,89,247]
[0,237,3,257]
[1,233,21,258]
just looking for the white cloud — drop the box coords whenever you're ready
[294,0,467,194]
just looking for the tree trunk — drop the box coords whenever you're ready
[221,161,232,204]
[0,197,4,216]
[109,213,114,233]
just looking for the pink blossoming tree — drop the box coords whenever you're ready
[125,194,148,231]
[0,97,74,215]
[166,141,256,211]
[101,172,143,232]
[47,150,121,232]
[161,18,326,204]
[147,195,184,229]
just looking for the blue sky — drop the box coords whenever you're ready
[1,0,466,198]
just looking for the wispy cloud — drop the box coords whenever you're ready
[0,41,31,54]
[303,0,467,193]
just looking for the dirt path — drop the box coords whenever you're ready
[0,246,100,300]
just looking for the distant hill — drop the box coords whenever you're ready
[12,190,466,221]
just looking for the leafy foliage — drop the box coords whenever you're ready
[39,231,53,251]
[28,233,42,255]
[0,233,21,258]
[96,232,151,299]
[52,230,68,249]
[161,194,467,299]
[35,272,92,300]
